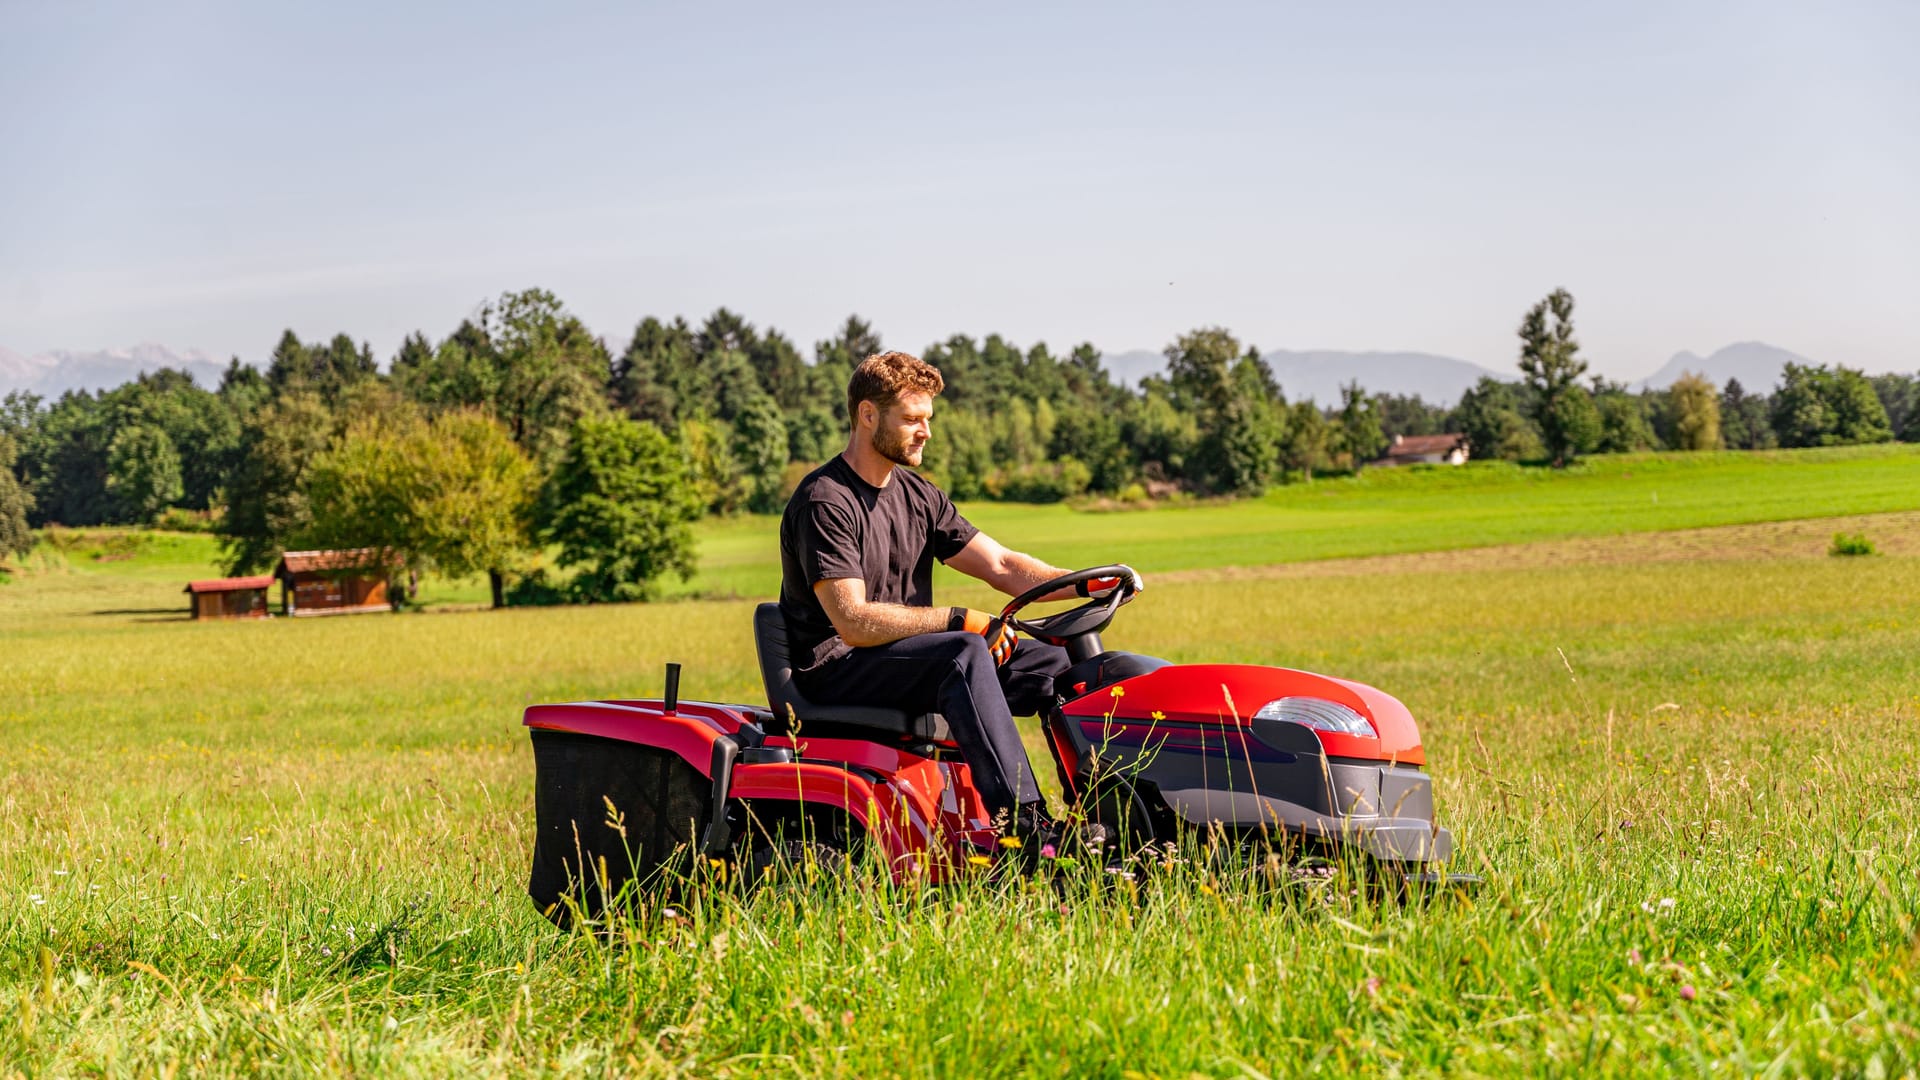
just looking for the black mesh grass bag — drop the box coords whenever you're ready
[526,730,710,927]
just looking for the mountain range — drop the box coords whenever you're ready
[0,344,228,398]
[1102,348,1511,404]
[0,339,1887,406]
[1106,342,1883,404]
[1630,342,1815,393]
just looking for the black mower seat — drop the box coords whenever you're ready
[753,603,952,743]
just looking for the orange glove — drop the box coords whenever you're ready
[1076,569,1145,599]
[951,607,1018,666]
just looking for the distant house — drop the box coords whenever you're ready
[1376,433,1470,467]
[275,549,398,617]
[184,575,274,620]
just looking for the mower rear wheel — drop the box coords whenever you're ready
[1079,770,1160,862]
[743,839,850,893]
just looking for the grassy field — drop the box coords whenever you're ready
[682,445,1920,600]
[3,448,1919,1076]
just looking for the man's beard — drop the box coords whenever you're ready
[872,426,922,467]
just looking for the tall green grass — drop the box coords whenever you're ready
[4,496,1919,1074]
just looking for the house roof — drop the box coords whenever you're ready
[278,548,400,575]
[184,575,275,594]
[1381,434,1468,457]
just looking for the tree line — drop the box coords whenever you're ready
[3,287,1916,596]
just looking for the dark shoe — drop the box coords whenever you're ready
[997,804,1061,871]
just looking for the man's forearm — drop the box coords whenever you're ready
[996,550,1074,600]
[836,600,956,648]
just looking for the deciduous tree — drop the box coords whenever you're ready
[1334,381,1388,471]
[1590,379,1656,454]
[1667,372,1722,450]
[105,423,184,522]
[1719,378,1774,450]
[1516,289,1597,465]
[1771,363,1894,448]
[302,410,538,608]
[1282,399,1331,481]
[0,433,34,562]
[537,415,701,602]
[219,392,335,573]
[1449,377,1538,461]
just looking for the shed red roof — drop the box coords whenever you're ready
[184,575,275,594]
[1381,434,1468,457]
[277,548,400,574]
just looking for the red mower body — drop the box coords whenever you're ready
[524,584,1458,922]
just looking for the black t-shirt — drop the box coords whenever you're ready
[778,455,979,670]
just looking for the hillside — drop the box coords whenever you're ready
[1633,341,1814,392]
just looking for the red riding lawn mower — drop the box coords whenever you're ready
[526,566,1467,923]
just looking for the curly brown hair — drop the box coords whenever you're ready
[846,351,945,427]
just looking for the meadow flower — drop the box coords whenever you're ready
[998,836,1022,850]
[29,894,45,905]
[967,855,992,867]
[1364,976,1381,997]
[1039,843,1057,859]
[1679,985,1696,1001]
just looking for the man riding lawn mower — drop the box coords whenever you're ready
[525,352,1464,923]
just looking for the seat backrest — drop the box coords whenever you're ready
[753,602,807,716]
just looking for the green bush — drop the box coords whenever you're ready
[987,459,1093,503]
[153,506,221,533]
[504,568,571,607]
[1829,531,1876,557]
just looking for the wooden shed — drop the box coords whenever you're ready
[184,575,274,620]
[275,549,397,617]
[1375,433,1471,467]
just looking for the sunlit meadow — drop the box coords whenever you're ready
[3,448,1918,1076]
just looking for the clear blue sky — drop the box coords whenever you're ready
[3,1,1916,378]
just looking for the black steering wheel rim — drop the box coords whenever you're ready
[999,564,1140,646]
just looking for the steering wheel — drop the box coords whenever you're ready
[998,564,1142,648]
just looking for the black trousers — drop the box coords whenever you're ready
[794,632,1071,820]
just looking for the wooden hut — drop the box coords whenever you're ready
[275,549,397,617]
[184,575,274,620]
[1374,433,1471,467]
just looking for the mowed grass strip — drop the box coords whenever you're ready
[3,508,1919,1075]
[679,444,1920,600]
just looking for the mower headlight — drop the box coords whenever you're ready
[1253,697,1374,737]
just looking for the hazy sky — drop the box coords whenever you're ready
[3,2,1917,379]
